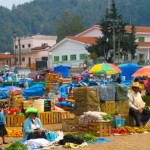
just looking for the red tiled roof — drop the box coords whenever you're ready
[0,54,13,59]
[68,37,97,45]
[137,42,150,46]
[126,26,150,33]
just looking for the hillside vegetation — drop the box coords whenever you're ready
[0,0,150,52]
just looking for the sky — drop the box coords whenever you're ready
[0,0,33,9]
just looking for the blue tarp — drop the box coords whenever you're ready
[119,63,140,81]
[0,86,19,99]
[23,84,45,100]
[54,65,71,78]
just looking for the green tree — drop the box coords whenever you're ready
[86,0,137,64]
[55,11,84,41]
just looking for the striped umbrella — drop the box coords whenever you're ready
[89,63,121,75]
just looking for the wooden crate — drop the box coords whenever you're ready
[23,101,33,109]
[100,101,116,114]
[62,118,79,132]
[73,87,99,102]
[13,115,25,126]
[6,115,25,127]
[89,121,111,137]
[78,124,89,133]
[39,112,52,125]
[115,101,129,114]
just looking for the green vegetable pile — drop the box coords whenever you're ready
[102,114,113,121]
[65,133,97,143]
[81,133,97,142]
[5,141,27,150]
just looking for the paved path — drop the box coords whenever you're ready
[4,124,150,150]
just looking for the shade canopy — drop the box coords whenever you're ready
[89,63,121,75]
[132,65,150,77]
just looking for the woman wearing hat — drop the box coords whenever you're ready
[23,108,46,140]
[128,82,150,127]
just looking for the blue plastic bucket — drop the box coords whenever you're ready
[115,118,125,127]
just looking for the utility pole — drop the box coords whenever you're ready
[113,21,116,63]
[13,32,17,66]
[18,38,22,67]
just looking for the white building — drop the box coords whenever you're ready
[14,35,57,69]
[49,25,150,69]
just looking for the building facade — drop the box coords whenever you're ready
[13,35,57,69]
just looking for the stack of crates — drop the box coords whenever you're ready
[45,73,61,96]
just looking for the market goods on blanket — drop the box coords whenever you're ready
[100,101,116,114]
[73,87,99,102]
[74,101,100,116]
[115,84,128,101]
[99,85,116,101]
[115,101,129,114]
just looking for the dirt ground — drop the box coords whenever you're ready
[2,124,150,150]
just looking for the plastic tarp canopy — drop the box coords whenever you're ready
[119,63,140,81]
[54,65,71,78]
[23,84,45,100]
[0,86,19,99]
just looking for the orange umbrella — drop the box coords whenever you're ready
[132,66,150,77]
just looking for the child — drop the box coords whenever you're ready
[0,103,8,144]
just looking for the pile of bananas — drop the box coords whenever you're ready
[125,125,150,134]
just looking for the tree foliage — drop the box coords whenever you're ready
[86,0,137,64]
[55,11,84,42]
[0,0,148,53]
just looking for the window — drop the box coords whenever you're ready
[138,37,145,42]
[28,44,31,48]
[54,56,59,62]
[62,55,68,61]
[70,55,76,61]
[15,45,18,49]
[22,45,25,48]
[80,54,86,60]
[42,57,48,61]
[22,57,25,62]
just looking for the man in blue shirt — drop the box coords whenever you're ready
[0,103,8,144]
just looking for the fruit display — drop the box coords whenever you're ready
[111,127,128,135]
[125,125,150,134]
[4,108,22,115]
[6,128,23,137]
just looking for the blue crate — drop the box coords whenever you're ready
[115,118,125,127]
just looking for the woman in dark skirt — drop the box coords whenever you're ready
[0,103,8,144]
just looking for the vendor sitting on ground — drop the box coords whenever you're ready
[23,108,46,140]
[128,82,150,127]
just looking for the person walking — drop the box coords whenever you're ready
[0,103,8,144]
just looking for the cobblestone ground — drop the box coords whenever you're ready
[3,124,150,150]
